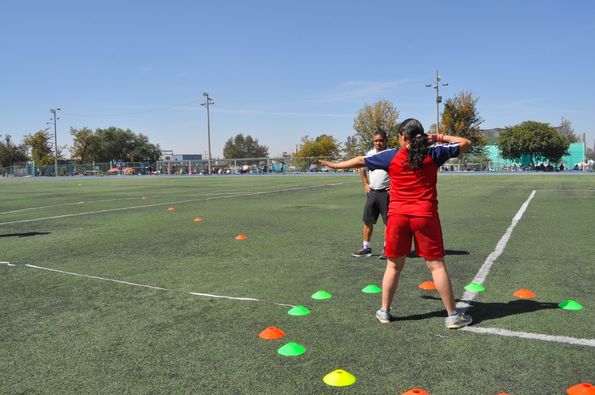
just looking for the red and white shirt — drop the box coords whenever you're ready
[364,143,461,217]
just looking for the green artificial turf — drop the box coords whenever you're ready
[1,174,593,394]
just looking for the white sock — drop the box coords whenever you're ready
[363,241,370,249]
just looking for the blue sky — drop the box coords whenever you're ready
[1,0,594,157]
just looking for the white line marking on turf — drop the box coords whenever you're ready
[188,292,293,307]
[0,201,85,215]
[0,192,265,216]
[535,189,595,192]
[0,182,353,226]
[1,261,16,267]
[461,326,595,347]
[457,190,536,310]
[24,264,295,307]
[25,264,168,290]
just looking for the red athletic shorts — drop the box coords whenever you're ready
[385,213,444,260]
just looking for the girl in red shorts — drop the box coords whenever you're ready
[321,118,472,329]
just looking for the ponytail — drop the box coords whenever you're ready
[399,118,428,170]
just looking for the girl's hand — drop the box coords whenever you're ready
[428,133,441,144]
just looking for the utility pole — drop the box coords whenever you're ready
[425,70,448,133]
[201,92,214,174]
[49,107,61,177]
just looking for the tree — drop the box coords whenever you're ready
[352,99,400,154]
[0,134,29,167]
[223,133,268,158]
[558,118,580,143]
[129,133,162,162]
[94,127,136,162]
[343,135,359,157]
[295,134,341,158]
[70,127,99,163]
[441,91,485,156]
[24,129,56,165]
[70,127,161,162]
[498,121,570,163]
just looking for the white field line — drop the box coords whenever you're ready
[456,188,595,347]
[25,264,167,290]
[461,326,595,347]
[0,182,351,226]
[0,191,294,216]
[87,191,255,204]
[0,201,85,215]
[535,189,595,192]
[1,261,16,267]
[24,264,295,307]
[457,190,536,310]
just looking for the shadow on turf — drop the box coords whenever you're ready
[399,296,558,325]
[0,232,51,238]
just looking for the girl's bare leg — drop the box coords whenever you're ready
[425,259,456,314]
[381,256,406,311]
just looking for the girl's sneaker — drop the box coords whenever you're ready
[445,312,473,329]
[375,308,395,324]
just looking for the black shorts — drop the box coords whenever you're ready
[362,189,389,225]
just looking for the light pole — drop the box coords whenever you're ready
[425,70,448,133]
[201,92,214,174]
[49,107,61,177]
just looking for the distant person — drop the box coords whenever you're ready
[352,130,390,259]
[321,118,473,329]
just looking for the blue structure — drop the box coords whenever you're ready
[486,143,586,170]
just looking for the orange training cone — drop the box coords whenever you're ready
[513,288,536,299]
[235,234,248,240]
[258,326,286,340]
[418,281,436,291]
[193,217,204,222]
[567,382,595,395]
[167,207,176,212]
[401,388,430,395]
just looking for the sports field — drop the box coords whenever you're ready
[1,174,593,394]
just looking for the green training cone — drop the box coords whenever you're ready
[323,369,357,387]
[288,305,310,316]
[362,284,382,294]
[277,342,306,356]
[464,282,486,292]
[558,299,583,311]
[311,290,333,300]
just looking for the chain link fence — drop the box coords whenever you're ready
[1,157,349,177]
[1,157,593,177]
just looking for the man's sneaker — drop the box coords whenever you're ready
[352,247,372,257]
[445,312,473,329]
[376,308,395,324]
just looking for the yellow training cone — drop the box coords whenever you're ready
[323,369,356,387]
